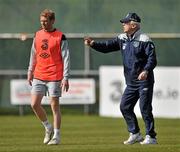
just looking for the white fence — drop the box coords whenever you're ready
[0,32,180,76]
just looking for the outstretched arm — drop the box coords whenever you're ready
[84,37,120,53]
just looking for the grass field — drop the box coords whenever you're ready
[0,114,180,152]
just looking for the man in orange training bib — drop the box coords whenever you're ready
[27,9,70,145]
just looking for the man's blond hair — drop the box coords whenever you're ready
[40,9,55,21]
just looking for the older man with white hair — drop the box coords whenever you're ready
[84,12,157,145]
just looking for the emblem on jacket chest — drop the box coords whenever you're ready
[133,41,139,48]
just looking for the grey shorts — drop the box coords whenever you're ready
[31,79,62,97]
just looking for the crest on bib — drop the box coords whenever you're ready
[41,39,48,50]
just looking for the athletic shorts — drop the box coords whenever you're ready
[31,79,61,97]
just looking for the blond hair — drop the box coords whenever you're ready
[40,9,55,21]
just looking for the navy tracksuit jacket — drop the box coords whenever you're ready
[91,30,157,137]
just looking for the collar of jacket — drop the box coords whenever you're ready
[125,29,142,41]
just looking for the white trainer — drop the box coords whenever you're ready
[124,132,144,145]
[43,127,53,144]
[140,135,157,145]
[47,137,60,145]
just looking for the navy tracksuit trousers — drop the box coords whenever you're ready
[120,84,156,138]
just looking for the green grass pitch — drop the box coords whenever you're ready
[0,115,180,152]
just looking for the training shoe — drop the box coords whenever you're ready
[43,127,53,144]
[124,132,144,145]
[140,135,157,145]
[47,137,60,145]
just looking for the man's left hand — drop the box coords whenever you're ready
[138,70,148,80]
[61,79,69,92]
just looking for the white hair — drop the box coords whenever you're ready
[130,21,140,29]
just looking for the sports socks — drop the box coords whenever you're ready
[42,120,52,131]
[42,120,60,139]
[52,128,60,139]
